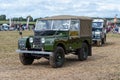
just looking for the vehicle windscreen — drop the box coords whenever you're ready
[92,22,103,28]
[35,20,70,31]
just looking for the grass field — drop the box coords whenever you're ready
[0,21,35,25]
[0,31,120,80]
[0,31,33,53]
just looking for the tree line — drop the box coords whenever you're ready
[0,14,42,22]
[1,14,119,22]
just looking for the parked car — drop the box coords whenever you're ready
[9,27,15,31]
[16,15,92,68]
[22,25,28,30]
[1,24,9,31]
[92,19,107,46]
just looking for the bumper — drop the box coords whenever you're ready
[16,50,52,55]
[92,39,101,41]
[92,39,101,44]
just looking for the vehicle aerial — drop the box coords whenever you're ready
[16,15,92,68]
[92,19,107,46]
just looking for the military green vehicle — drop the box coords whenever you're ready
[16,15,92,68]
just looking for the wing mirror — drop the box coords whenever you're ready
[19,31,22,38]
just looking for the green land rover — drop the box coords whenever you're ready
[16,15,92,68]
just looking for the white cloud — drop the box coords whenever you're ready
[0,0,120,18]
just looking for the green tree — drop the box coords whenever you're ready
[34,17,42,22]
[19,17,23,21]
[26,15,33,21]
[12,17,19,21]
[0,14,6,20]
[19,17,27,21]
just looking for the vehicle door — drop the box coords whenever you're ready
[69,20,80,50]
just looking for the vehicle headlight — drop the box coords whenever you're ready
[95,31,101,35]
[29,37,33,43]
[41,38,45,43]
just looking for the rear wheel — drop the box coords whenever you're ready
[78,43,88,61]
[49,47,65,68]
[19,53,34,65]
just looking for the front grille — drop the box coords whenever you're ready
[34,31,40,36]
[19,41,26,50]
[33,37,42,49]
[33,37,41,45]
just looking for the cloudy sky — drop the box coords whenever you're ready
[0,0,120,19]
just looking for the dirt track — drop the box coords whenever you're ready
[0,33,120,80]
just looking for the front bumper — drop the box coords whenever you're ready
[92,39,101,44]
[92,38,101,41]
[16,50,52,55]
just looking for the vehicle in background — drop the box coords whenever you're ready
[92,19,107,46]
[22,25,28,30]
[9,27,16,31]
[0,25,2,31]
[1,24,10,31]
[16,15,92,68]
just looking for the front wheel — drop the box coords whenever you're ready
[78,43,88,61]
[97,41,102,47]
[102,37,106,44]
[49,47,65,68]
[19,53,34,65]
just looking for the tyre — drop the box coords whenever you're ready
[102,37,106,44]
[19,53,34,65]
[49,47,65,68]
[78,43,88,61]
[97,41,102,47]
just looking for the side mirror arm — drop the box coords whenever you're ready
[19,31,22,38]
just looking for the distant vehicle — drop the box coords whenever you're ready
[0,26,2,31]
[9,27,15,31]
[2,24,10,31]
[16,15,92,68]
[22,25,27,30]
[92,19,107,46]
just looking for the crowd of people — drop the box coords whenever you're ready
[106,23,120,33]
[0,24,35,31]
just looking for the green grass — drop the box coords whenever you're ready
[0,21,35,25]
[0,31,33,53]
[0,21,8,24]
[107,33,120,38]
[0,31,119,54]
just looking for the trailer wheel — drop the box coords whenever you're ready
[78,43,88,61]
[19,53,34,65]
[49,47,65,68]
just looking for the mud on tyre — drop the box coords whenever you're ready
[49,47,65,68]
[77,43,88,61]
[19,53,34,65]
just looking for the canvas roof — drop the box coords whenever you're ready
[40,15,92,20]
